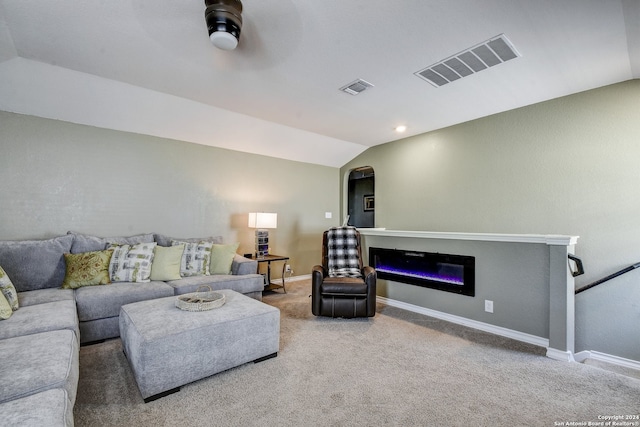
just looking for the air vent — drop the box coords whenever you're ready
[340,79,374,95]
[415,34,520,88]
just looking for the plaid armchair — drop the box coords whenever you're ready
[311,227,376,318]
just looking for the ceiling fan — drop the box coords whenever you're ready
[204,0,243,51]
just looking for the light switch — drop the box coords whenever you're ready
[325,212,332,219]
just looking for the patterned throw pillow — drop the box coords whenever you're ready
[108,242,156,283]
[0,265,19,311]
[209,243,239,275]
[171,240,213,277]
[61,250,114,289]
[0,292,12,320]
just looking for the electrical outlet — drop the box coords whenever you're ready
[285,264,292,273]
[485,300,494,313]
[325,212,332,219]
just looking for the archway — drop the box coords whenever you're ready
[347,166,375,228]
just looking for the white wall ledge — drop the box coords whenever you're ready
[358,229,579,246]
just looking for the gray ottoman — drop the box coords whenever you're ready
[119,289,280,402]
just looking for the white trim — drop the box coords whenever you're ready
[378,296,640,370]
[574,350,640,372]
[359,229,579,246]
[546,348,576,362]
[270,274,311,285]
[377,296,549,348]
[282,282,639,371]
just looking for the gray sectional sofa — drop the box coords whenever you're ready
[0,232,265,427]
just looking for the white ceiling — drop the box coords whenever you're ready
[0,0,638,167]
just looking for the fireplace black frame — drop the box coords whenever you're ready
[369,247,475,297]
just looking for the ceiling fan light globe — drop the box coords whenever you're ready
[210,31,238,50]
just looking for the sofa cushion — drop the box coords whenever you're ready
[0,265,19,310]
[0,300,79,341]
[0,235,74,292]
[74,281,174,321]
[17,289,75,307]
[78,317,121,344]
[150,244,184,281]
[210,243,240,274]
[68,231,155,254]
[167,273,264,296]
[0,389,74,427]
[172,240,213,277]
[107,243,156,283]
[154,234,223,247]
[0,292,12,320]
[0,330,79,405]
[61,250,113,289]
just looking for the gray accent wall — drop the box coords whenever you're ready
[342,80,640,362]
[0,111,340,276]
[364,235,552,338]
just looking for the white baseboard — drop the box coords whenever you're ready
[546,348,576,362]
[573,350,640,372]
[270,274,311,285]
[280,283,640,372]
[377,296,549,348]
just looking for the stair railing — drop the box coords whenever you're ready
[569,254,640,294]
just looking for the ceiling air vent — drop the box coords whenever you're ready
[340,79,374,95]
[415,34,520,88]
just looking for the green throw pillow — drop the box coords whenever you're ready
[210,243,239,274]
[150,244,184,281]
[62,250,114,289]
[0,265,19,311]
[0,292,12,320]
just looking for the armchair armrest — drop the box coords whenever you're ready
[363,266,376,284]
[363,266,377,316]
[311,265,326,316]
[231,254,258,275]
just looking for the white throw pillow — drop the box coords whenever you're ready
[171,240,213,277]
[107,242,156,283]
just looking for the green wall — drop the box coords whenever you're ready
[342,80,640,361]
[2,80,639,361]
[0,111,340,277]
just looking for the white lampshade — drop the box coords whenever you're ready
[248,212,278,229]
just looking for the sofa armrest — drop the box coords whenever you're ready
[231,254,258,276]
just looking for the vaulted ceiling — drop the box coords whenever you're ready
[1,1,638,167]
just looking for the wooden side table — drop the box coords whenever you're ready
[256,254,289,293]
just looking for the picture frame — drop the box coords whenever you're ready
[363,195,374,211]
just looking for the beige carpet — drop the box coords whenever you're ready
[74,280,640,426]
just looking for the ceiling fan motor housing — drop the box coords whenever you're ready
[205,0,243,50]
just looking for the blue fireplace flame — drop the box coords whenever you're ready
[369,247,475,297]
[375,263,464,286]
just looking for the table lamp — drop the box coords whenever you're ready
[248,212,277,258]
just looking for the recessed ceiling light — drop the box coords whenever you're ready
[395,125,407,133]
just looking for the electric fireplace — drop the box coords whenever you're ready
[369,247,475,296]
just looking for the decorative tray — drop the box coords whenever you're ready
[175,285,226,312]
